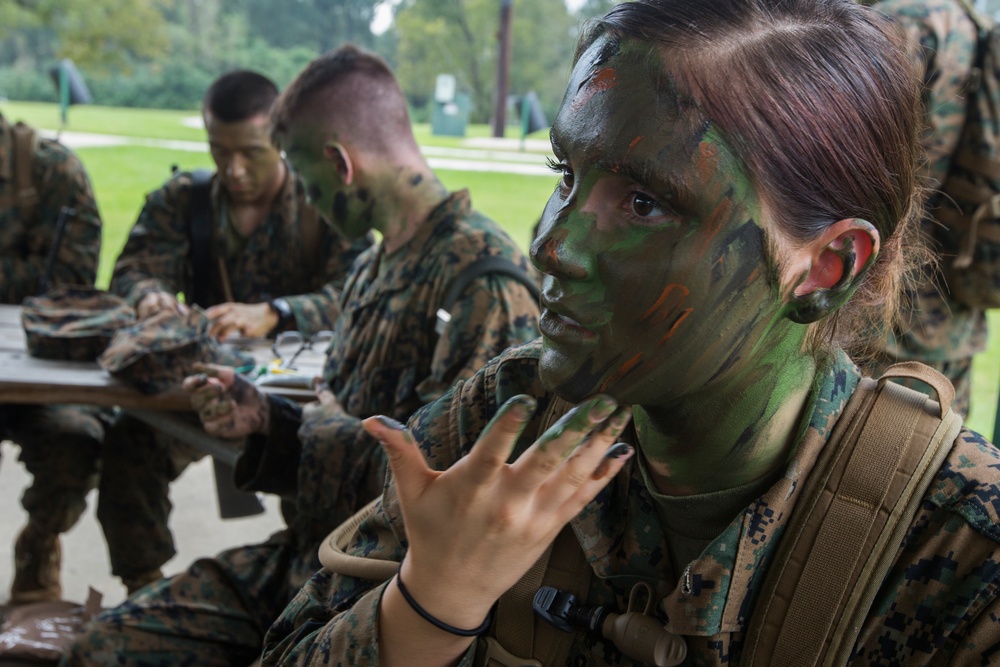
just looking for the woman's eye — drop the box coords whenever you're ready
[629,192,666,218]
[546,158,575,191]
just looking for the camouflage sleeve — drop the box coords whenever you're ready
[284,283,343,338]
[875,0,977,189]
[109,178,191,307]
[291,274,537,548]
[262,379,484,666]
[283,233,371,336]
[416,273,540,402]
[0,140,101,302]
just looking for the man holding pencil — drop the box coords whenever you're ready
[98,69,370,595]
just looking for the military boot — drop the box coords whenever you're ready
[123,568,163,596]
[11,522,61,604]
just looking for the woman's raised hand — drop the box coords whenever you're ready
[362,394,633,634]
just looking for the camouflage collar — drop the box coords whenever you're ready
[568,350,861,636]
[356,190,472,299]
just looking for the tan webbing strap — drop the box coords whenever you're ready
[11,121,38,219]
[743,363,962,667]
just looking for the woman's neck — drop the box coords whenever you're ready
[634,331,819,496]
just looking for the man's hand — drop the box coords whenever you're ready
[137,291,187,319]
[182,363,270,438]
[205,302,279,339]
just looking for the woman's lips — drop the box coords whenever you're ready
[539,308,596,341]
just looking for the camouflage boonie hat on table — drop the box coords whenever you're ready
[21,286,137,361]
[98,307,253,394]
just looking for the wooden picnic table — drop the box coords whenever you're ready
[0,304,325,516]
[0,304,320,411]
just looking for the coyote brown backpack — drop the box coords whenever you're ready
[934,0,1000,308]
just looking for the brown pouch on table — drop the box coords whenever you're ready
[98,308,252,394]
[21,287,136,362]
[0,589,102,664]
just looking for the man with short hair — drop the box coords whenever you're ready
[95,69,372,595]
[63,45,540,666]
[0,111,106,604]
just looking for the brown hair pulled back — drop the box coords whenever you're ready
[589,0,925,356]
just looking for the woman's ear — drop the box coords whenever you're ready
[785,218,880,324]
[322,142,354,185]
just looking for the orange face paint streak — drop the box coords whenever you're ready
[658,308,692,345]
[639,284,689,325]
[570,68,619,113]
[600,352,644,392]
[544,235,561,270]
[613,136,644,174]
[692,197,730,260]
[690,142,728,260]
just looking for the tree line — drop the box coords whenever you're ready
[1,0,618,125]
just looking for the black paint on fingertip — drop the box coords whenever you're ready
[375,415,406,430]
[605,442,633,459]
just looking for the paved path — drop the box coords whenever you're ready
[42,130,556,176]
[0,440,285,608]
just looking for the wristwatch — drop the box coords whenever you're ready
[268,297,294,336]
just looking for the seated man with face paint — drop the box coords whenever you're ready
[61,46,541,667]
[94,69,373,597]
[256,1,1000,666]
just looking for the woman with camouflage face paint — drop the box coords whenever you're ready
[259,1,1000,666]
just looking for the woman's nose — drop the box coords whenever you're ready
[530,208,590,281]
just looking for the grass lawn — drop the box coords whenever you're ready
[4,100,1000,437]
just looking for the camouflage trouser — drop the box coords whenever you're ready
[1,403,111,534]
[863,353,972,418]
[96,412,206,580]
[61,531,298,667]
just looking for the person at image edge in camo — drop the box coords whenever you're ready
[94,69,372,595]
[864,0,989,418]
[0,111,107,606]
[61,45,540,665]
[249,2,1000,665]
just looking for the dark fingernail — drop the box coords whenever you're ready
[375,415,406,430]
[589,395,617,422]
[606,442,633,459]
[592,443,633,478]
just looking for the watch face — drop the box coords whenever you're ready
[271,298,293,322]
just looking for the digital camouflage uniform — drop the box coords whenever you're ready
[63,190,541,666]
[0,113,107,541]
[867,0,985,417]
[97,167,372,585]
[258,341,1000,666]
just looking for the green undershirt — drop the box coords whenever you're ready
[637,452,785,577]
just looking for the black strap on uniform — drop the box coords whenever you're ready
[186,168,214,308]
[435,256,541,335]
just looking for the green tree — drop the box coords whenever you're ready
[234,0,382,54]
[3,0,170,73]
[394,0,577,126]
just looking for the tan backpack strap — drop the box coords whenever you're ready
[11,121,39,217]
[743,364,962,667]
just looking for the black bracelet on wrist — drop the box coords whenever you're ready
[395,565,493,637]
